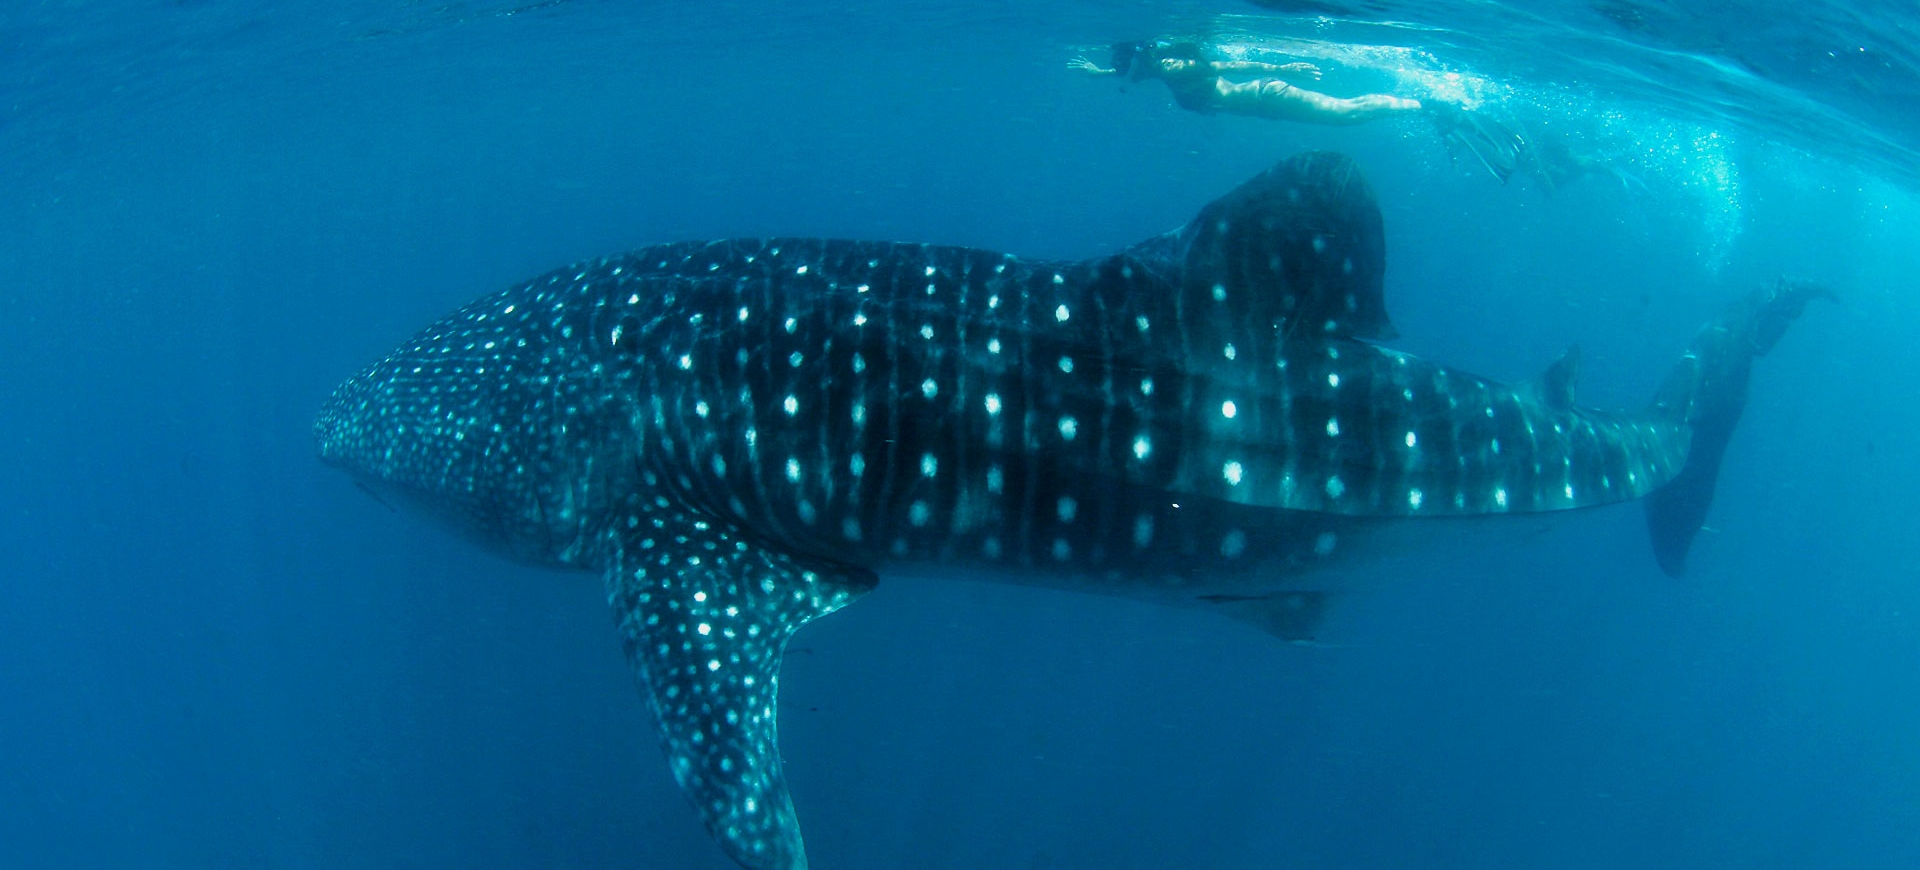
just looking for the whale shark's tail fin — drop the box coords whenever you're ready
[1644,278,1833,576]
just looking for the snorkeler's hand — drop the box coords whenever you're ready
[1068,56,1116,75]
[1282,61,1323,80]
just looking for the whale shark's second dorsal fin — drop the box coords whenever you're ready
[1149,151,1394,342]
[1532,345,1581,411]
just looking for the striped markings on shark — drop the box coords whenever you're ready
[316,152,1826,869]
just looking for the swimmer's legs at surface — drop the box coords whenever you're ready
[1216,79,1423,125]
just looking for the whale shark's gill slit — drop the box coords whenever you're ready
[605,503,873,870]
[877,260,906,554]
[1086,265,1122,560]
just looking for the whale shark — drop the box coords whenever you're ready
[316,152,1824,869]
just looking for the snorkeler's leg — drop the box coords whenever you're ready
[1231,81,1422,125]
[1328,92,1425,122]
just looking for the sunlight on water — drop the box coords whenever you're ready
[1672,129,1743,274]
[1525,85,1747,274]
[1197,23,1750,274]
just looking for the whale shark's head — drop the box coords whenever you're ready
[315,303,626,567]
[314,358,519,551]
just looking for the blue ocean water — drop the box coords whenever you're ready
[2,1,1916,868]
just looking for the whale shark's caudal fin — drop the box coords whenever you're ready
[604,502,875,870]
[1644,278,1833,576]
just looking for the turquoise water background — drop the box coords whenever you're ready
[2,2,1916,867]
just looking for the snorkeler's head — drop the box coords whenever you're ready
[1113,39,1206,80]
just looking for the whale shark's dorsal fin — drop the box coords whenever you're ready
[604,500,875,870]
[1148,150,1393,342]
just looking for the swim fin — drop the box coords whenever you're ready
[1432,104,1526,183]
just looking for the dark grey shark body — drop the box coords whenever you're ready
[316,153,1822,869]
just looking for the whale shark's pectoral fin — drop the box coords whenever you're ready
[604,508,875,870]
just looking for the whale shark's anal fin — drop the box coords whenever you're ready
[604,504,875,870]
[1645,278,1833,576]
[1199,591,1331,642]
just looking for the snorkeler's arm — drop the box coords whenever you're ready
[1211,60,1323,81]
[1069,56,1121,76]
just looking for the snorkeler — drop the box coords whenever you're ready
[1070,40,1422,125]
[1076,39,1526,182]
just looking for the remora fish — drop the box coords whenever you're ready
[315,152,1823,869]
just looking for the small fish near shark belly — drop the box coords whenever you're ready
[315,151,1826,869]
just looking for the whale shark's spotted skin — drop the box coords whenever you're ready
[317,153,1822,869]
